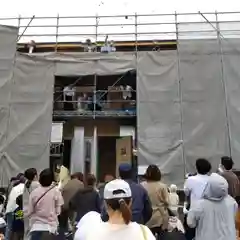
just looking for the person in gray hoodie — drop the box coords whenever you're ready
[187,173,237,240]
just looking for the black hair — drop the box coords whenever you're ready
[86,174,96,187]
[0,195,5,205]
[24,168,37,189]
[0,188,6,195]
[221,156,234,170]
[16,195,23,209]
[196,158,212,175]
[105,189,132,225]
[119,169,132,180]
[144,165,161,181]
[16,173,24,179]
[71,172,84,182]
[39,168,54,187]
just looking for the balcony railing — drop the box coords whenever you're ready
[53,90,136,118]
[1,11,240,50]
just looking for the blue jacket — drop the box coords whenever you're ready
[102,179,152,224]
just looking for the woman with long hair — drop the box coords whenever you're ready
[141,165,169,239]
[23,168,39,239]
[84,179,155,240]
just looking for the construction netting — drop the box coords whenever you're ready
[1,23,240,186]
[138,39,240,186]
[0,26,54,185]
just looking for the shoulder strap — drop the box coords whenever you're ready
[140,224,147,240]
[33,185,55,209]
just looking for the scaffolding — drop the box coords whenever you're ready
[1,12,240,183]
[53,71,137,119]
[2,11,237,119]
[1,12,239,47]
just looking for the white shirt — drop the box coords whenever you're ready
[63,86,75,97]
[101,45,116,53]
[74,212,102,240]
[184,174,210,209]
[30,223,56,234]
[169,192,179,212]
[6,183,24,213]
[120,85,132,99]
[85,222,155,240]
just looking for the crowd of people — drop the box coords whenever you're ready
[0,156,239,240]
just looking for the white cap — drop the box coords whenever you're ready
[170,184,177,192]
[104,179,132,199]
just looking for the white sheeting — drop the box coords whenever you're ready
[0,25,18,185]
[137,51,184,186]
[3,54,54,183]
[70,127,85,173]
[2,26,240,187]
[29,52,136,76]
[137,40,240,186]
[51,123,63,143]
[0,26,54,185]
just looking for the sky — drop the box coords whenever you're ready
[1,0,240,17]
[1,0,240,42]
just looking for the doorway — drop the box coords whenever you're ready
[63,139,71,169]
[98,136,117,182]
[97,136,133,182]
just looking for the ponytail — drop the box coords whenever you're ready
[24,168,37,190]
[105,189,132,225]
[25,180,32,189]
[118,199,131,224]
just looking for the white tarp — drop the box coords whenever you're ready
[30,52,136,76]
[178,39,230,175]
[0,25,18,185]
[221,39,240,165]
[137,40,240,186]
[2,53,54,185]
[137,51,184,186]
[0,27,55,185]
[51,122,63,143]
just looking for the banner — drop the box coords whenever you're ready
[51,122,63,143]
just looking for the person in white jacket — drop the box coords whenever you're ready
[74,211,102,240]
[169,184,179,216]
[187,173,237,240]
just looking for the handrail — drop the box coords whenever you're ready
[0,11,239,44]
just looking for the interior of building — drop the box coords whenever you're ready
[51,71,137,181]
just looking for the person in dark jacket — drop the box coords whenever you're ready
[58,172,84,239]
[11,195,24,240]
[69,174,101,222]
[218,156,240,200]
[102,163,152,224]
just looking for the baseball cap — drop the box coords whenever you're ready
[104,179,132,199]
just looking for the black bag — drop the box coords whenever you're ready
[161,229,187,240]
